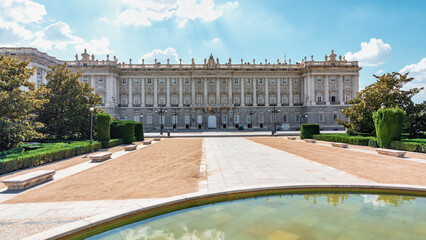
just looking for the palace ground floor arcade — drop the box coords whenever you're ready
[105,104,347,131]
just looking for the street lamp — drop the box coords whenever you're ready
[304,113,308,123]
[171,109,179,129]
[247,109,254,129]
[268,106,280,135]
[155,107,167,135]
[89,105,95,145]
[140,113,143,124]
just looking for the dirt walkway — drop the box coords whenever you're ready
[0,144,128,189]
[8,138,202,203]
[249,137,426,186]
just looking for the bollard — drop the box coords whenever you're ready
[167,131,170,137]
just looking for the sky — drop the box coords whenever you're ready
[0,0,425,102]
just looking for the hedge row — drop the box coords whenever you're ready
[300,124,320,139]
[390,141,426,153]
[312,134,373,146]
[101,138,124,148]
[110,120,136,144]
[0,141,101,175]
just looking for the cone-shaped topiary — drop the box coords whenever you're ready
[134,122,144,141]
[95,113,111,141]
[373,107,406,148]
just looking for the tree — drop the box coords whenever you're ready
[338,72,424,136]
[37,64,101,139]
[0,55,49,151]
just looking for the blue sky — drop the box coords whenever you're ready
[1,0,425,102]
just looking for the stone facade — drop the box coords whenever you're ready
[0,47,361,131]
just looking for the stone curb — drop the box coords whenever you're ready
[23,183,426,240]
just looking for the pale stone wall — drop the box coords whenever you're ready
[1,48,361,131]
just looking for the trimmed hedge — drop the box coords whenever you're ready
[110,120,136,144]
[390,141,426,153]
[373,107,406,148]
[101,138,124,148]
[312,134,373,146]
[96,113,111,141]
[0,141,101,175]
[368,138,379,148]
[134,123,144,141]
[300,124,320,139]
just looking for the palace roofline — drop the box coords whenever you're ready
[0,47,360,71]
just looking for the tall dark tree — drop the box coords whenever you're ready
[338,72,424,136]
[37,64,101,139]
[0,55,49,150]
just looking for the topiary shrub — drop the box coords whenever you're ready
[300,124,320,139]
[96,113,111,141]
[373,107,406,148]
[110,120,136,144]
[101,138,124,148]
[134,123,144,141]
[368,138,379,148]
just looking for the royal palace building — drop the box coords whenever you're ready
[1,47,361,131]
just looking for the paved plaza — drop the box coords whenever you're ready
[0,137,425,239]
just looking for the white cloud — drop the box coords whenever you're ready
[0,0,46,24]
[139,47,179,64]
[375,69,384,74]
[31,22,84,50]
[400,58,426,103]
[113,0,238,27]
[74,37,114,55]
[0,0,46,45]
[345,38,392,67]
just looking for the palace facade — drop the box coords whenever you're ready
[1,47,361,131]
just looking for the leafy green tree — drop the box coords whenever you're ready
[338,72,424,136]
[0,55,49,151]
[37,64,101,139]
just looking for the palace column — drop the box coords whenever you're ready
[154,78,158,107]
[310,75,316,105]
[128,78,133,107]
[228,78,232,105]
[277,78,281,106]
[216,78,220,105]
[179,78,183,107]
[204,78,208,104]
[240,78,245,106]
[265,78,269,106]
[105,75,113,107]
[289,78,293,106]
[191,78,195,105]
[352,74,359,99]
[90,75,95,90]
[141,78,145,107]
[166,78,170,107]
[324,75,330,105]
[339,75,344,105]
[253,78,257,106]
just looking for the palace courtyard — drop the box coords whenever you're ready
[0,135,425,239]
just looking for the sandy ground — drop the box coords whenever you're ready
[249,137,426,185]
[0,144,129,189]
[7,138,202,203]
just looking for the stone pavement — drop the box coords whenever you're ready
[1,137,373,239]
[204,138,373,191]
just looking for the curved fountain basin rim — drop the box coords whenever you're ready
[23,183,426,240]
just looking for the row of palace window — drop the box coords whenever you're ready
[118,95,301,106]
[128,113,338,124]
[119,94,352,106]
[83,76,352,86]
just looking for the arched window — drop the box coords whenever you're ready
[258,96,264,105]
[246,96,252,105]
[282,97,288,104]
[234,97,240,105]
[134,98,140,105]
[270,96,276,105]
[121,98,127,105]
